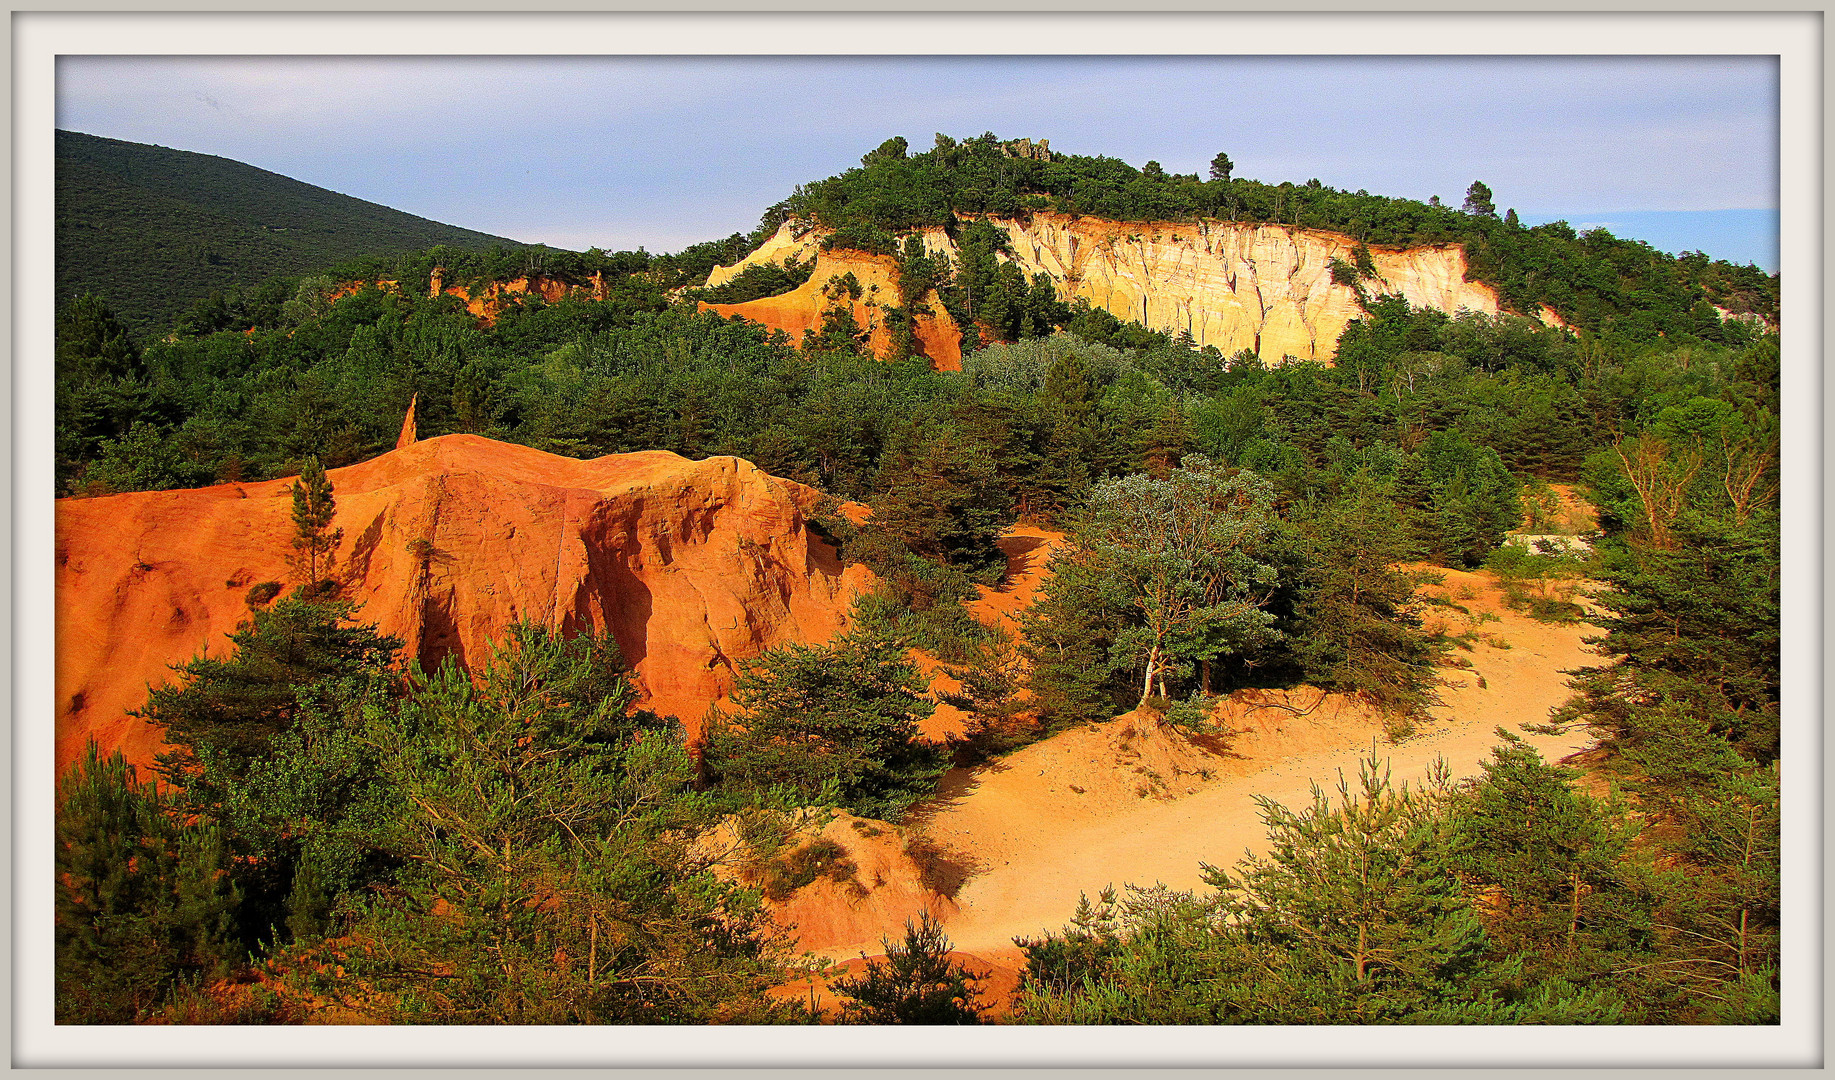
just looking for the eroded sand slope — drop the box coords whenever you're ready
[55,436,873,772]
[814,558,1598,975]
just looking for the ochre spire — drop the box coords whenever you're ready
[396,393,418,450]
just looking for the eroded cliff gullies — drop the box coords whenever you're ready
[707,218,1554,365]
[699,232,964,370]
[920,214,1555,362]
[54,436,873,773]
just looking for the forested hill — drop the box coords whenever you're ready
[762,133,1779,341]
[56,130,521,335]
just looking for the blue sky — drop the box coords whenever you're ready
[57,55,1779,270]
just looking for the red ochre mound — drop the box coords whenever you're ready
[54,435,874,774]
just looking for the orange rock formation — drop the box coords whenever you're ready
[54,436,873,773]
[435,273,607,325]
[709,217,1564,366]
[699,238,963,370]
[394,394,417,450]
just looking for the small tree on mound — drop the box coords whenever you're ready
[833,911,986,1024]
[1074,456,1284,706]
[290,455,343,586]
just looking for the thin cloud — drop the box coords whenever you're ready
[55,55,1778,261]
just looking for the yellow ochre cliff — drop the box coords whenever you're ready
[708,215,1562,364]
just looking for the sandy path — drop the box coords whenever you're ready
[835,562,1601,966]
[938,710,1591,958]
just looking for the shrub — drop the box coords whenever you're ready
[832,911,986,1024]
[1483,542,1588,624]
[759,838,858,901]
[903,832,978,900]
[56,744,239,1023]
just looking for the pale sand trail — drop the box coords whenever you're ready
[812,549,1601,968]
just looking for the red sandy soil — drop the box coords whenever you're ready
[54,435,872,773]
[967,526,1064,632]
[701,809,960,958]
[1519,482,1600,534]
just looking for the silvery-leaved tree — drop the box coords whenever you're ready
[1076,456,1282,706]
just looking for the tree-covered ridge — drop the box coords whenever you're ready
[56,253,1779,736]
[56,130,524,335]
[771,132,1778,339]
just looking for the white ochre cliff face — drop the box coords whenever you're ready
[926,215,1517,362]
[704,224,817,289]
[709,216,1544,364]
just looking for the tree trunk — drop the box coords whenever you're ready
[1737,907,1750,977]
[1139,644,1160,706]
[1567,872,1582,956]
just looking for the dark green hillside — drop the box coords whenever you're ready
[56,130,521,335]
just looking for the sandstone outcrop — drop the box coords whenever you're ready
[433,272,607,325]
[394,393,418,450]
[54,436,872,773]
[931,214,1526,362]
[706,217,1555,365]
[700,236,963,370]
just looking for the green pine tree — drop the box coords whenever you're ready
[289,455,343,586]
[833,911,987,1024]
[702,626,945,821]
[343,624,790,1023]
[56,744,239,1023]
[138,599,401,947]
[1447,733,1650,984]
[141,598,401,773]
[1288,469,1438,711]
[1198,756,1488,1021]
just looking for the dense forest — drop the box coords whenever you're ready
[56,130,521,335]
[54,133,1783,1026]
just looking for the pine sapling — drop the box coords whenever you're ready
[290,456,343,587]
